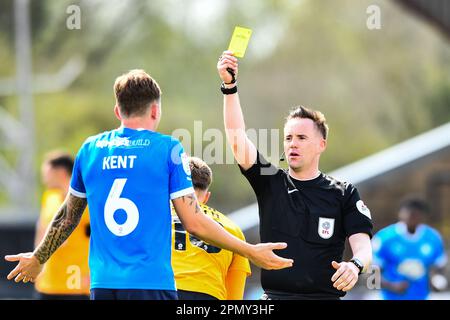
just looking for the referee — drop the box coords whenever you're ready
[217,51,373,300]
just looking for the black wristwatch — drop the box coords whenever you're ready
[350,258,364,275]
[220,82,237,95]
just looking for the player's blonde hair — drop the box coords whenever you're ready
[189,157,212,191]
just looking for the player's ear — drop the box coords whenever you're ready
[150,102,160,120]
[114,105,122,121]
[203,191,211,204]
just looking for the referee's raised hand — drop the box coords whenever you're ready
[248,242,294,270]
[217,51,238,84]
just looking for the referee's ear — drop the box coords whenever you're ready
[319,138,327,153]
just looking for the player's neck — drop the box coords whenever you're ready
[407,226,417,234]
[121,118,157,131]
[289,166,320,181]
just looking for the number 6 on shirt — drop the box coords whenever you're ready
[104,178,139,236]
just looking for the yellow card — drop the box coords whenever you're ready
[228,26,252,58]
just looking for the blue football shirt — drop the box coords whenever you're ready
[372,222,447,300]
[69,127,194,290]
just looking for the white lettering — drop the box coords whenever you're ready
[177,305,210,317]
[118,156,126,169]
[102,155,137,170]
[110,156,118,169]
[103,157,110,169]
[128,155,137,168]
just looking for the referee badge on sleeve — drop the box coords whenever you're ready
[356,200,371,219]
[318,217,335,239]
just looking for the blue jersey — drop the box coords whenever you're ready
[69,127,194,290]
[372,222,447,300]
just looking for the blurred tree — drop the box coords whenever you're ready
[0,0,449,212]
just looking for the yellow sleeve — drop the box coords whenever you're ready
[228,226,252,275]
[40,190,65,225]
[225,269,248,300]
[226,225,251,299]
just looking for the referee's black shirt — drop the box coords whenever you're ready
[240,152,373,299]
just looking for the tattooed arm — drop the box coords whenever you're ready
[4,193,87,283]
[34,193,87,264]
[172,193,294,270]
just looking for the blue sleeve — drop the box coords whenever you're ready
[69,145,87,198]
[168,140,194,200]
[431,231,447,268]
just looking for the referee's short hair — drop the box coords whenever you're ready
[399,196,430,214]
[114,69,161,118]
[43,151,74,175]
[189,157,212,191]
[286,105,329,140]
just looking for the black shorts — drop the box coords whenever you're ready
[90,288,178,300]
[177,290,218,300]
[35,292,90,300]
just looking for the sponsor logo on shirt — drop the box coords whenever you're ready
[397,259,426,280]
[96,137,150,149]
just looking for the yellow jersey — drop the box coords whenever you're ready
[35,189,90,295]
[171,203,251,300]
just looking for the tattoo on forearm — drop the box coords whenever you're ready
[34,194,87,264]
[182,193,202,214]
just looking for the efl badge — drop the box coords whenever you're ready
[318,217,335,239]
[356,200,371,219]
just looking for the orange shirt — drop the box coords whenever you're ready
[35,189,90,295]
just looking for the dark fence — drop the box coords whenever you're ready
[0,222,35,299]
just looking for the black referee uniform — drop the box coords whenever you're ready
[240,152,373,300]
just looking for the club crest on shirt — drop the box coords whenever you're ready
[181,152,191,176]
[318,217,335,239]
[356,200,371,219]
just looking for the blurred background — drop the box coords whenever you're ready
[0,0,449,299]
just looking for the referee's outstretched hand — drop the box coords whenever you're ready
[248,242,294,270]
[331,261,359,292]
